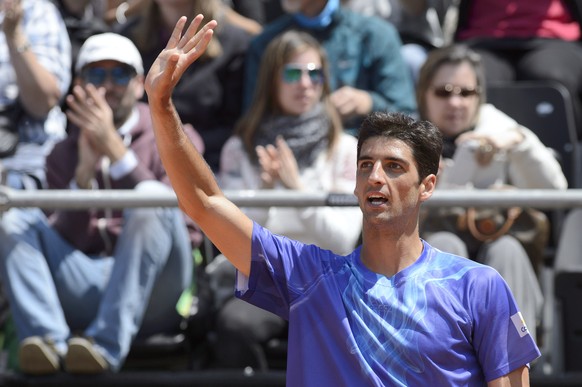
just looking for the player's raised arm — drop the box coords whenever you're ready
[144,15,253,276]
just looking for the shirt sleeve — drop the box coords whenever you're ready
[469,268,541,381]
[236,222,332,320]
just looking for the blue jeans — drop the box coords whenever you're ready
[0,182,193,371]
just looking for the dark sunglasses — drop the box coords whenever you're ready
[282,63,324,85]
[432,84,480,98]
[81,66,136,86]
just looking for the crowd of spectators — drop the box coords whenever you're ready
[0,0,580,376]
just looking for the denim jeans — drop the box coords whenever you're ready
[0,182,193,370]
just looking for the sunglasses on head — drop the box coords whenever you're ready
[432,84,480,98]
[282,63,324,85]
[81,66,136,86]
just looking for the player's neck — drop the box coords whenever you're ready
[359,228,424,278]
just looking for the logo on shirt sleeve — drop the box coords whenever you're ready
[511,312,529,338]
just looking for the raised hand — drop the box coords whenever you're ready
[145,15,218,102]
[1,0,23,38]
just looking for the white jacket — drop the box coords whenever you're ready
[440,104,568,190]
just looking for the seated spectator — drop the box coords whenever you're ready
[341,0,453,83]
[417,44,568,343]
[117,0,251,173]
[209,29,362,370]
[0,32,204,375]
[454,0,582,139]
[0,0,71,189]
[243,0,417,134]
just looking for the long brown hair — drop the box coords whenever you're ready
[235,30,343,157]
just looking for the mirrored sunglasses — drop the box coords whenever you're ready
[432,84,480,98]
[282,63,324,85]
[81,66,136,86]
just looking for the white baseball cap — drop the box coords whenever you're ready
[75,33,144,75]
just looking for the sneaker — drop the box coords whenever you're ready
[18,336,62,375]
[65,337,109,374]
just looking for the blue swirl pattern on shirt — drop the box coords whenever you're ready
[341,247,477,384]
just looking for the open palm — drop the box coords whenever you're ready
[145,15,218,101]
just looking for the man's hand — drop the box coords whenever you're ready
[330,86,373,120]
[65,84,126,163]
[145,15,217,103]
[1,0,23,39]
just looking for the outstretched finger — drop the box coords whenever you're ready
[178,14,205,50]
[276,136,293,157]
[166,16,189,50]
[182,19,218,55]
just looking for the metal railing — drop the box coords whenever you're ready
[1,186,582,210]
[1,185,579,380]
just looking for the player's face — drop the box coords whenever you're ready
[354,136,434,228]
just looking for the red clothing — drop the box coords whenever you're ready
[458,0,580,41]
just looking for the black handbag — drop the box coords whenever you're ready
[0,102,23,158]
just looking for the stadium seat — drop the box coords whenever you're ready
[486,81,581,189]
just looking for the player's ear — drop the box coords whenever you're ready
[419,174,436,202]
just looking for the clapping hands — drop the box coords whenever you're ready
[256,136,304,190]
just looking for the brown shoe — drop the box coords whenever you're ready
[18,336,62,375]
[65,337,109,374]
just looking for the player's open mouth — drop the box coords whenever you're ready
[367,195,388,205]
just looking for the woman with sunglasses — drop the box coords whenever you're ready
[417,44,568,344]
[207,29,362,370]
